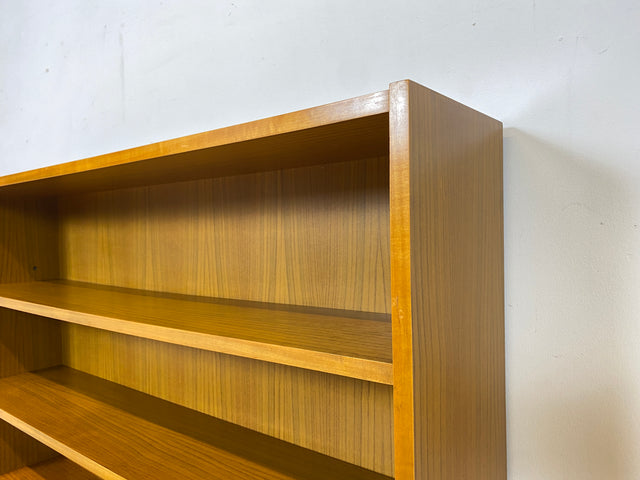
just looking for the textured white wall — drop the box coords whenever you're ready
[1,1,639,478]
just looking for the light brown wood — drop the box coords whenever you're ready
[0,457,99,480]
[389,80,506,479]
[63,324,394,475]
[0,79,505,479]
[0,281,391,384]
[58,156,391,314]
[0,367,393,480]
[0,92,389,197]
[1,106,394,474]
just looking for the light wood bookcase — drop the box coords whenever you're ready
[0,80,505,479]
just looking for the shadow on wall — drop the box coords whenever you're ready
[503,128,640,479]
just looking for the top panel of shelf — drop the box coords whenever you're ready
[0,90,389,197]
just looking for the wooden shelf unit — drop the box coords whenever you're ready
[0,80,505,479]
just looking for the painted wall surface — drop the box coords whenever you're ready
[1,1,639,478]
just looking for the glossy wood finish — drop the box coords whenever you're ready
[0,281,392,384]
[389,80,506,479]
[0,458,99,480]
[58,156,391,313]
[64,325,394,475]
[0,92,389,197]
[0,367,393,480]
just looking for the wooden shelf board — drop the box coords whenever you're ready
[0,281,392,384]
[0,367,393,480]
[0,91,389,196]
[0,458,99,480]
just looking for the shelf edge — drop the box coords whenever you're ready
[0,296,393,385]
[0,90,389,190]
[0,457,99,480]
[0,411,124,480]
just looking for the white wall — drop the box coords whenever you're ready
[1,1,639,478]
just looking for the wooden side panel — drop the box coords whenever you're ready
[0,199,61,473]
[390,81,505,479]
[59,157,391,314]
[63,324,395,476]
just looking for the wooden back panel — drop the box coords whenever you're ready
[59,156,390,313]
[57,156,394,475]
[63,324,394,476]
[0,199,59,285]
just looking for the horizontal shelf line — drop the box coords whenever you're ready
[0,457,100,480]
[0,367,393,480]
[0,281,392,385]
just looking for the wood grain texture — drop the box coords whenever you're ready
[0,199,58,284]
[0,310,61,379]
[0,199,61,473]
[58,156,391,314]
[0,423,57,476]
[63,325,394,476]
[0,310,62,473]
[389,80,506,479]
[0,367,393,480]
[0,281,392,384]
[0,457,99,480]
[0,80,507,480]
[0,92,388,196]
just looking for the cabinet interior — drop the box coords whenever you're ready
[0,106,396,478]
[58,155,394,474]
